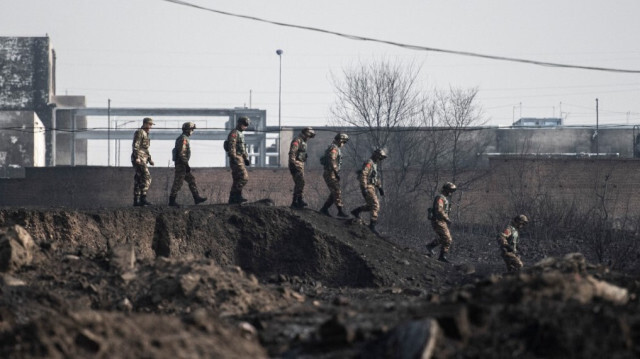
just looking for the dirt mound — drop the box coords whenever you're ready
[0,309,266,359]
[1,204,638,358]
[0,204,449,289]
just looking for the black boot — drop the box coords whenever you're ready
[336,206,349,218]
[350,207,362,219]
[169,195,180,207]
[238,190,248,203]
[319,202,332,217]
[426,242,438,256]
[369,220,380,236]
[193,193,208,205]
[139,195,152,206]
[438,252,451,264]
[228,192,239,204]
[291,195,304,209]
[133,195,140,207]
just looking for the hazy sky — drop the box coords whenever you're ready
[3,0,640,129]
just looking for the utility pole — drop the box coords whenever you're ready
[596,98,599,156]
[108,99,111,167]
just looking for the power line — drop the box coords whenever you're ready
[159,0,640,74]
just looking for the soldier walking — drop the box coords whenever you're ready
[131,117,155,206]
[288,127,316,208]
[350,148,387,235]
[226,116,251,204]
[497,214,529,272]
[319,133,350,217]
[426,182,457,263]
[169,122,208,207]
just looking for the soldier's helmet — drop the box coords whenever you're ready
[514,214,529,225]
[237,116,251,127]
[182,122,196,132]
[301,127,316,138]
[335,133,349,143]
[143,117,154,125]
[372,148,388,160]
[442,182,457,192]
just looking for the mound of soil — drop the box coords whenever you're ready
[0,203,638,358]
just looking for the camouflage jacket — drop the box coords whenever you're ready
[227,128,248,160]
[432,194,451,222]
[131,128,152,164]
[173,134,191,164]
[359,159,380,188]
[289,136,308,164]
[497,224,520,253]
[323,143,342,174]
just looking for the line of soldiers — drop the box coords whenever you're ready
[133,117,528,271]
[132,118,207,208]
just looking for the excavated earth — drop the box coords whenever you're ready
[0,202,639,358]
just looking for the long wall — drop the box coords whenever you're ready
[2,159,640,227]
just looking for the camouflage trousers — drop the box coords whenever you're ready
[359,185,380,221]
[289,162,305,197]
[132,161,151,196]
[170,162,199,197]
[501,251,523,272]
[430,219,452,253]
[230,157,248,192]
[322,170,343,207]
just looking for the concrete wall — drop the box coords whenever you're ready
[0,111,45,170]
[2,159,640,228]
[0,36,55,165]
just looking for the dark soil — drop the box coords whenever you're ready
[0,202,639,358]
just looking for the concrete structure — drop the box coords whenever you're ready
[1,159,639,227]
[513,117,563,127]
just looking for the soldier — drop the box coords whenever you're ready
[288,127,316,208]
[319,133,350,218]
[131,117,155,206]
[426,182,457,263]
[496,214,529,272]
[169,122,208,207]
[226,116,251,204]
[350,148,387,235]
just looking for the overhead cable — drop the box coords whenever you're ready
[159,0,640,74]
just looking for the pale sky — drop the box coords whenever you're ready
[3,0,640,164]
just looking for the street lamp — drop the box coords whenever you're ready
[276,49,283,166]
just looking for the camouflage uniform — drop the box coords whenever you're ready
[170,133,201,199]
[322,143,343,208]
[429,194,453,254]
[227,128,249,199]
[131,128,152,197]
[497,223,524,272]
[288,135,309,200]
[355,159,381,221]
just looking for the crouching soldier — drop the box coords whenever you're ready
[169,122,208,207]
[426,182,457,263]
[319,133,350,218]
[131,117,155,206]
[226,116,250,204]
[351,148,387,235]
[497,214,529,272]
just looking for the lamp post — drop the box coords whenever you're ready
[276,49,283,166]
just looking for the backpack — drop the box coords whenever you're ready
[223,140,230,152]
[319,153,328,166]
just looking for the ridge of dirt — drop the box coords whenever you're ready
[0,203,452,289]
[1,203,639,358]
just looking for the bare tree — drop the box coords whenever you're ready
[434,86,486,183]
[330,59,423,152]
